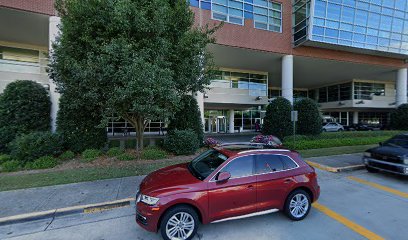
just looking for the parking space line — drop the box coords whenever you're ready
[347,176,408,199]
[313,202,384,240]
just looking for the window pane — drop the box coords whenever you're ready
[223,156,254,178]
[255,155,284,174]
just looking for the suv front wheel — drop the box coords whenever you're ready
[160,205,199,240]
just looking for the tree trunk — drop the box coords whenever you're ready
[124,115,145,152]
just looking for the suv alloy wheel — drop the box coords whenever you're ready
[160,205,199,240]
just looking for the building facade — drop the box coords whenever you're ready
[1,0,407,134]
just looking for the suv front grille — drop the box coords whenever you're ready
[371,153,403,164]
[369,161,405,174]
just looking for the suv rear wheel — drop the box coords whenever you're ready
[284,189,311,221]
[160,205,199,240]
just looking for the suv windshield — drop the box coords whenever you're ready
[188,149,228,180]
[384,135,408,148]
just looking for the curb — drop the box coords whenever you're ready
[0,197,136,226]
[306,161,365,173]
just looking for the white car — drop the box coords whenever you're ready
[322,122,344,132]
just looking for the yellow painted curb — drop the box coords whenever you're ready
[313,202,385,240]
[348,176,408,199]
[0,197,136,225]
[306,160,364,173]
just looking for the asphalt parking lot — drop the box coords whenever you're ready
[1,168,407,240]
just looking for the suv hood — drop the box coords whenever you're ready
[139,163,202,197]
[367,145,408,157]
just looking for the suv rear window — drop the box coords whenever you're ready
[255,155,284,174]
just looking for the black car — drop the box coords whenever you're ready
[345,123,381,131]
[363,134,408,176]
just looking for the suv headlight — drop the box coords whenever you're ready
[140,194,160,206]
[401,156,408,165]
[363,152,371,158]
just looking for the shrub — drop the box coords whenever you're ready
[117,153,135,161]
[28,156,58,170]
[59,151,75,161]
[1,160,20,172]
[294,98,322,135]
[168,95,204,145]
[107,147,123,157]
[164,129,199,155]
[81,149,102,161]
[0,154,11,164]
[9,132,64,165]
[57,94,107,153]
[0,80,51,131]
[0,126,19,153]
[141,147,167,160]
[262,97,293,140]
[390,104,408,130]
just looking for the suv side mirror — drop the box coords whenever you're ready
[216,172,231,183]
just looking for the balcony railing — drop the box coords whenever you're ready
[0,58,48,75]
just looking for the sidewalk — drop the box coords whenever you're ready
[307,153,364,172]
[0,176,144,218]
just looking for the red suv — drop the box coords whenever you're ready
[136,144,320,240]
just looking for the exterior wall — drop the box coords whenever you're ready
[205,87,268,106]
[192,6,407,68]
[0,0,55,16]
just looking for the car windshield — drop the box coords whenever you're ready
[383,135,408,148]
[188,149,228,180]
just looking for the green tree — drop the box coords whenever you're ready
[294,98,322,135]
[390,103,408,130]
[0,80,50,152]
[50,0,216,150]
[168,95,204,145]
[262,97,293,140]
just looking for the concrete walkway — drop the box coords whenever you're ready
[0,176,144,218]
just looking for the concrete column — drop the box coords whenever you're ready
[194,91,205,126]
[353,112,359,124]
[49,16,61,133]
[282,55,294,104]
[396,68,408,106]
[229,109,234,133]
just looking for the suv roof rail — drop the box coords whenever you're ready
[237,149,291,155]
[218,142,264,147]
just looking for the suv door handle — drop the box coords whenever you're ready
[284,179,293,184]
[247,185,254,190]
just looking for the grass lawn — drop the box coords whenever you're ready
[0,144,378,192]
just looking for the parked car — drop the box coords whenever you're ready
[136,143,320,240]
[322,122,344,132]
[363,134,408,176]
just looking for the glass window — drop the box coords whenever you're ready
[190,150,229,180]
[339,83,352,101]
[318,87,327,103]
[255,155,284,174]
[354,82,385,100]
[223,156,254,178]
[280,155,297,169]
[327,85,339,102]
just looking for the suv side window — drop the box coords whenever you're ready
[279,155,298,170]
[255,154,284,174]
[222,155,254,179]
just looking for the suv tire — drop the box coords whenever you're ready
[160,205,199,240]
[284,189,311,221]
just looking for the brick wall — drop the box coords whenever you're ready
[0,0,55,16]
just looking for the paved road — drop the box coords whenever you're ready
[1,169,407,240]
